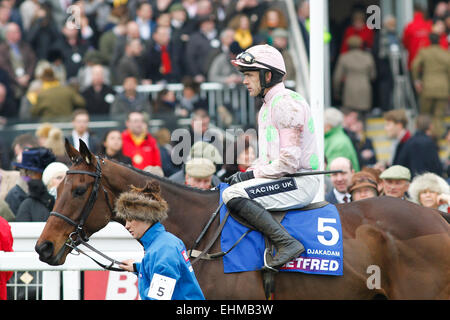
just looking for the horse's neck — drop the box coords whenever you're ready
[154,177,221,245]
[104,161,220,245]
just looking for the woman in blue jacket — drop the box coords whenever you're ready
[117,181,205,300]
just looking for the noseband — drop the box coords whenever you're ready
[49,157,124,271]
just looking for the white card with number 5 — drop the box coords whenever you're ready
[148,273,177,300]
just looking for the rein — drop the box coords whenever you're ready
[48,157,250,271]
[49,157,124,272]
[188,202,252,265]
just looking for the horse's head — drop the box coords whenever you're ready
[35,139,116,266]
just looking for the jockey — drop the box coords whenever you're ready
[223,44,320,270]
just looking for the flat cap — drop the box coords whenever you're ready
[185,158,216,178]
[379,165,411,181]
[189,141,223,164]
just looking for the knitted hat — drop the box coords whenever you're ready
[42,162,69,187]
[115,181,168,223]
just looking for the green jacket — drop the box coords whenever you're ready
[411,45,450,98]
[31,85,86,121]
[324,126,360,171]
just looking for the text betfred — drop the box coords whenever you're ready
[280,257,340,272]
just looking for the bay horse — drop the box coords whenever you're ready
[36,140,450,299]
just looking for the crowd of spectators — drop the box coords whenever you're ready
[324,105,449,212]
[324,1,450,215]
[0,0,299,123]
[331,2,450,137]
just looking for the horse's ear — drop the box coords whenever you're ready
[65,138,80,163]
[79,139,94,166]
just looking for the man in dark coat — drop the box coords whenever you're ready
[81,65,116,115]
[185,15,220,82]
[115,38,145,85]
[66,109,101,154]
[169,3,190,80]
[325,157,354,204]
[383,109,411,166]
[50,21,89,80]
[144,25,179,83]
[0,23,36,100]
[397,115,443,177]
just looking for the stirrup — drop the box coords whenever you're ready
[262,248,278,273]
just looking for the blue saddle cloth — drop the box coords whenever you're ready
[218,183,343,276]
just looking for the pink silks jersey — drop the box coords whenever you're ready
[249,82,320,179]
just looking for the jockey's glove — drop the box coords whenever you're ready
[225,171,254,185]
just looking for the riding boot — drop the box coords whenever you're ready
[227,197,305,269]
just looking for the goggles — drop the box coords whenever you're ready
[235,51,285,75]
[236,51,257,64]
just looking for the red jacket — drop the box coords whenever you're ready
[121,130,162,170]
[340,25,374,53]
[0,217,13,300]
[402,12,433,69]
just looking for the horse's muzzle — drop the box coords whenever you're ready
[35,241,59,265]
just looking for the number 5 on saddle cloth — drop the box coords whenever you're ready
[217,183,344,276]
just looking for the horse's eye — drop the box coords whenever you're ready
[73,187,87,197]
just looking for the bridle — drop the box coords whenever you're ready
[49,156,124,271]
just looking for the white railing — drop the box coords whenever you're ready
[117,80,296,127]
[1,222,144,300]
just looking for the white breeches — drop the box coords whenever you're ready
[222,175,320,211]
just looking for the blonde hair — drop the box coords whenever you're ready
[35,123,54,139]
[45,127,65,156]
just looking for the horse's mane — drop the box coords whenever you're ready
[103,156,219,195]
